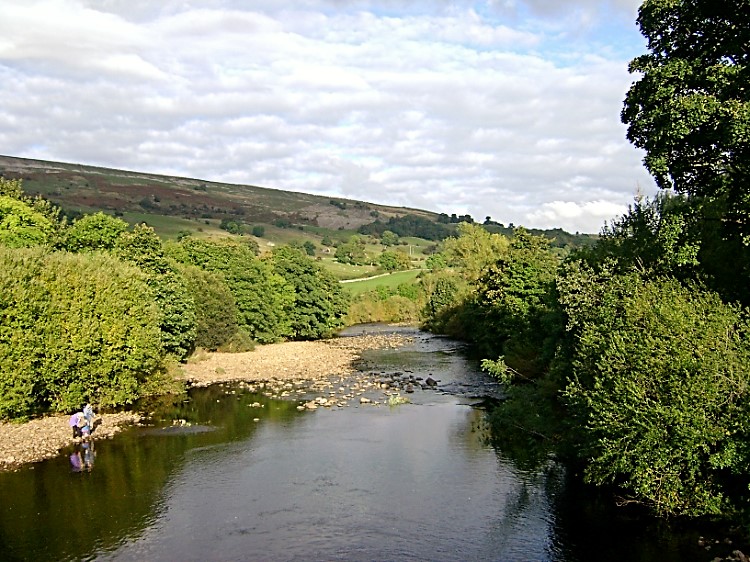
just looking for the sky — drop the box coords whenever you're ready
[0,0,657,234]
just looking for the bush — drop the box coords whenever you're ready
[0,248,164,418]
[179,264,238,350]
[561,270,750,516]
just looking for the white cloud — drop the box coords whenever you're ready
[0,0,656,233]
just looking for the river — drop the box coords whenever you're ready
[0,326,738,561]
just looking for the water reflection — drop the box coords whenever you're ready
[69,441,95,473]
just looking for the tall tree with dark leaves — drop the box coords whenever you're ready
[622,0,750,239]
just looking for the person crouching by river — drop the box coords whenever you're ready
[69,411,85,440]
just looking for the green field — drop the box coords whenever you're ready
[341,269,422,295]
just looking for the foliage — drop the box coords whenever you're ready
[347,292,421,325]
[378,250,411,272]
[62,212,129,253]
[220,218,244,235]
[0,178,66,245]
[578,192,700,278]
[217,327,256,353]
[559,267,750,516]
[269,245,350,339]
[381,230,399,246]
[302,240,316,256]
[169,238,295,343]
[0,195,55,248]
[178,264,238,350]
[471,229,561,374]
[622,0,750,239]
[425,253,447,271]
[334,235,368,265]
[358,214,452,241]
[442,222,510,282]
[0,247,164,418]
[116,224,196,359]
[420,271,470,335]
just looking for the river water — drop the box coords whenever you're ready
[0,326,738,561]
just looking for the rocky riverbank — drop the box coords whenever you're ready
[0,333,411,472]
[0,412,141,472]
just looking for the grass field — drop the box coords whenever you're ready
[341,269,422,295]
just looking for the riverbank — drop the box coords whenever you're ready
[0,333,411,472]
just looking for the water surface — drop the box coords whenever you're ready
[0,326,737,561]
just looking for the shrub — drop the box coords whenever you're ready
[178,264,238,350]
[0,248,164,418]
[561,270,750,516]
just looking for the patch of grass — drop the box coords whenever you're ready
[388,394,411,406]
[342,269,422,295]
[120,212,227,239]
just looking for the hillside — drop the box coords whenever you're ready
[0,155,434,232]
[0,154,596,251]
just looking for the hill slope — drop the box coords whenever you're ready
[0,154,596,250]
[0,155,435,231]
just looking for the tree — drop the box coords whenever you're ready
[303,240,316,256]
[579,192,700,279]
[177,264,238,350]
[378,250,410,272]
[63,212,129,252]
[270,246,350,339]
[472,229,560,374]
[0,196,55,248]
[334,236,367,265]
[621,0,750,237]
[170,238,295,343]
[116,224,196,359]
[442,222,509,282]
[381,230,399,246]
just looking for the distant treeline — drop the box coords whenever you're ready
[358,213,595,249]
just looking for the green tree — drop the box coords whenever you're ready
[334,236,367,265]
[381,230,399,246]
[0,196,55,248]
[425,253,447,271]
[63,212,129,253]
[621,0,750,237]
[378,250,410,272]
[270,246,350,339]
[472,229,560,375]
[303,240,316,256]
[442,222,509,282]
[116,224,196,359]
[177,264,238,350]
[579,192,700,278]
[0,178,66,245]
[170,238,295,343]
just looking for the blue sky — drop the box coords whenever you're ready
[0,0,656,233]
